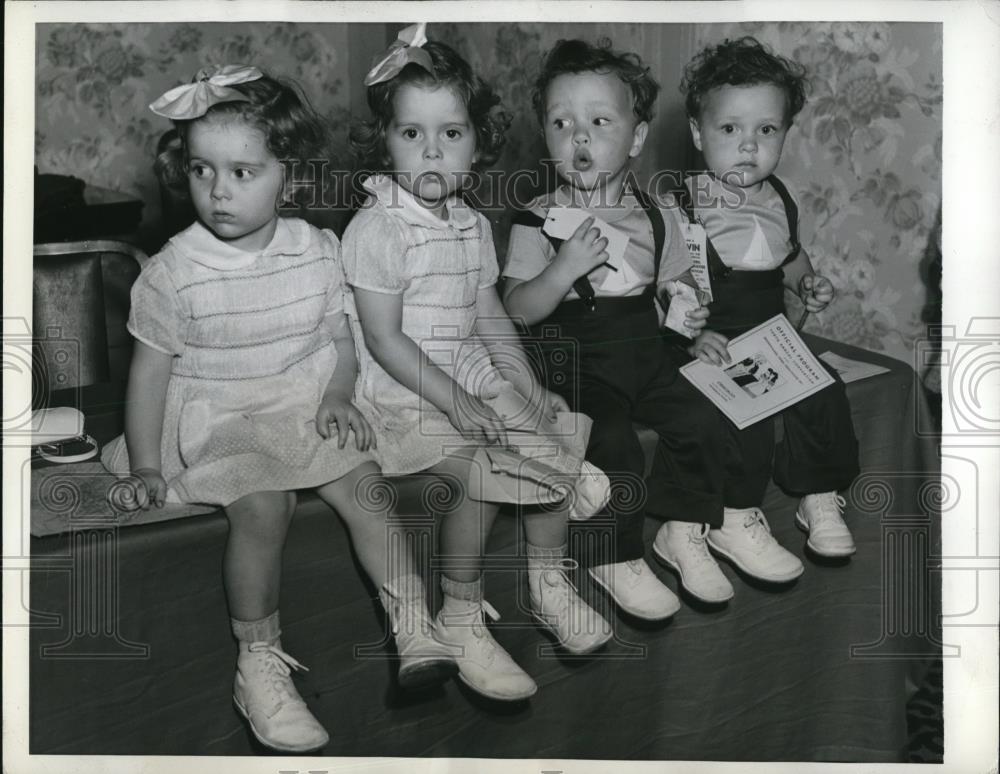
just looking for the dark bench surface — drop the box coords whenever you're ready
[28,335,941,760]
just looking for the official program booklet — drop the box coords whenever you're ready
[680,314,835,429]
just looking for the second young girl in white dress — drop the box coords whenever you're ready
[344,26,613,701]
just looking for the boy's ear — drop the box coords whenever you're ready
[688,118,703,151]
[629,120,649,158]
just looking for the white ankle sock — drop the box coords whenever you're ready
[231,610,280,644]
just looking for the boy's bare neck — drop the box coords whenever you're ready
[704,170,766,197]
[560,180,630,210]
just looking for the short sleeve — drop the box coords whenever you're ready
[658,205,695,281]
[126,259,188,355]
[502,218,554,283]
[318,228,346,317]
[341,207,409,294]
[477,216,500,289]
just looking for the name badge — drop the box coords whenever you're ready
[683,221,713,302]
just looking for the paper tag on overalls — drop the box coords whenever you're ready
[682,221,713,301]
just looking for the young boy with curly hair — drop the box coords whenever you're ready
[503,38,740,614]
[656,37,860,594]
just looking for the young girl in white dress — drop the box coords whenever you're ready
[344,26,613,702]
[101,65,456,753]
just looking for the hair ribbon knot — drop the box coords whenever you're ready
[150,64,264,120]
[364,23,433,86]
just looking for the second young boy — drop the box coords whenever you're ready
[503,39,741,612]
[663,37,860,577]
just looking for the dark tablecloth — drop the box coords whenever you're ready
[29,336,941,760]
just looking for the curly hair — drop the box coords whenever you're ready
[154,72,331,192]
[349,40,511,172]
[531,38,660,125]
[681,37,808,125]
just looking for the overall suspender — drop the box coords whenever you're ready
[672,174,802,281]
[766,175,802,264]
[511,187,666,311]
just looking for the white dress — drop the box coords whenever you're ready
[101,218,372,506]
[341,176,608,516]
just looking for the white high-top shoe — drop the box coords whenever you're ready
[796,492,856,557]
[434,598,537,701]
[528,556,612,654]
[588,558,681,620]
[653,521,735,603]
[379,575,459,689]
[233,639,329,753]
[707,508,804,583]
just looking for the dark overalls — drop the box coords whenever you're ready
[514,189,728,568]
[669,176,860,507]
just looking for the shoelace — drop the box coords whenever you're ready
[247,641,309,673]
[540,557,580,587]
[811,494,847,524]
[468,599,501,653]
[686,523,715,562]
[246,642,309,702]
[742,509,775,550]
[539,558,582,618]
[440,598,501,638]
[480,599,501,622]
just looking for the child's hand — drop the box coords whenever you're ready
[316,394,376,451]
[684,303,711,333]
[535,387,570,423]
[799,274,835,312]
[663,281,711,333]
[688,330,731,366]
[131,467,167,510]
[447,390,509,446]
[555,216,610,281]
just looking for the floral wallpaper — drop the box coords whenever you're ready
[433,22,941,363]
[693,22,942,363]
[433,23,684,175]
[35,22,941,363]
[432,23,693,257]
[35,23,354,250]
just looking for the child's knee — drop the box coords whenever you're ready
[677,394,730,446]
[318,463,387,520]
[225,490,296,539]
[588,414,644,473]
[429,450,481,498]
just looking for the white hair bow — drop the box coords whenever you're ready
[364,23,433,86]
[150,64,264,120]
